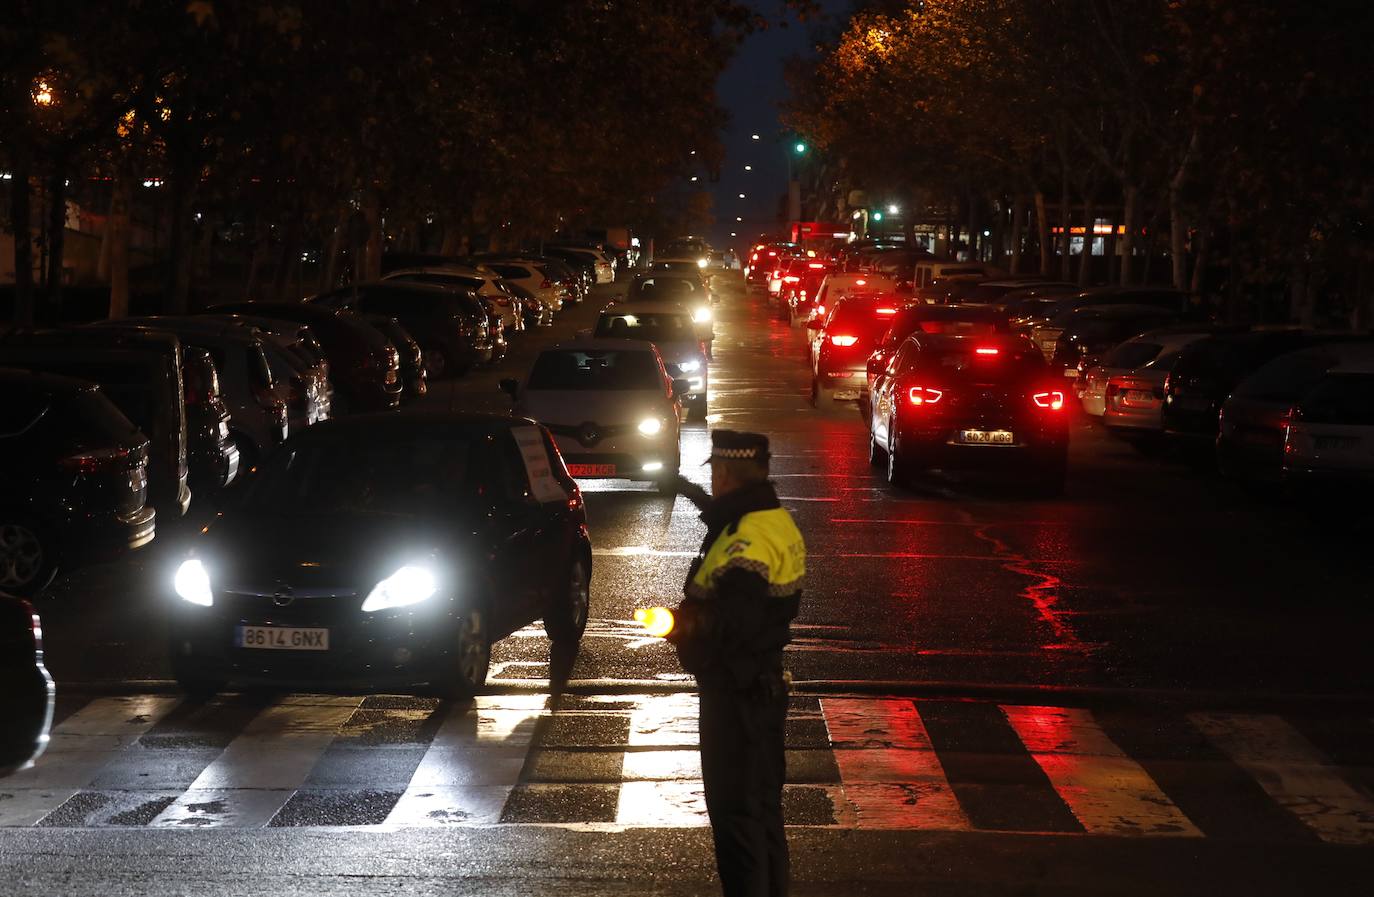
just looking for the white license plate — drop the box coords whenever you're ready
[958,429,1015,445]
[236,625,329,651]
[1063,369,1079,378]
[1123,390,1155,403]
[567,463,618,477]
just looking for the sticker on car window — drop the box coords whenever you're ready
[513,425,567,503]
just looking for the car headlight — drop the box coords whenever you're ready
[696,258,708,268]
[692,307,712,324]
[638,417,664,436]
[677,359,700,373]
[361,565,438,612]
[174,559,213,607]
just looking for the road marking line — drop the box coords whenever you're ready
[150,696,362,829]
[1189,712,1374,846]
[386,695,546,827]
[617,693,706,826]
[1002,705,1201,837]
[820,698,968,831]
[0,695,180,826]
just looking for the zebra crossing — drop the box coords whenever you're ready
[2,689,1372,844]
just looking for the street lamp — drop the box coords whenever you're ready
[744,165,752,171]
[32,80,54,106]
[738,193,746,199]
[887,203,899,215]
[751,134,760,140]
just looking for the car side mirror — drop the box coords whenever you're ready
[499,378,520,399]
[671,378,690,398]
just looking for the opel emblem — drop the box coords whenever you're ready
[272,583,295,607]
[577,421,601,447]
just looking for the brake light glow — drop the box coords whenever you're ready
[767,251,777,257]
[58,446,132,475]
[815,305,825,316]
[908,386,943,405]
[975,347,1000,356]
[808,262,825,269]
[830,335,859,347]
[1033,391,1065,410]
[783,275,801,284]
[876,307,898,315]
[855,279,867,286]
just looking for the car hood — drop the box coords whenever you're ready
[199,509,483,591]
[517,389,670,427]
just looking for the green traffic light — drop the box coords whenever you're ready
[871,210,883,222]
[794,141,807,154]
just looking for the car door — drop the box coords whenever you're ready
[478,430,558,634]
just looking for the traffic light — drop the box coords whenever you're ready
[794,141,807,155]
[871,210,884,222]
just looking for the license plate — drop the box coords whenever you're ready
[1315,436,1359,451]
[1063,369,1079,378]
[833,389,860,400]
[236,625,329,651]
[567,463,617,477]
[1123,390,1155,403]
[958,429,1015,445]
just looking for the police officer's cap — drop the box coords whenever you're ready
[705,429,770,464]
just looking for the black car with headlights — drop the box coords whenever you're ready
[0,590,54,776]
[167,413,592,697]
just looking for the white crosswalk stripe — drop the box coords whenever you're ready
[1,691,1370,843]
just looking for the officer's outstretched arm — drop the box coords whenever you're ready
[672,474,711,511]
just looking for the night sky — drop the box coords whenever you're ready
[706,1,851,251]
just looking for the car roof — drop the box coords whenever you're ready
[600,301,693,316]
[103,316,263,343]
[545,337,660,353]
[0,365,103,394]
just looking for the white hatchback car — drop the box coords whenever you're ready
[383,266,523,332]
[502,339,686,492]
[1283,364,1374,490]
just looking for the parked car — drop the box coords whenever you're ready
[362,314,427,402]
[868,334,1069,494]
[180,347,240,494]
[911,260,1002,294]
[92,317,291,474]
[308,281,493,380]
[0,369,157,594]
[549,245,614,284]
[207,302,402,414]
[481,260,566,313]
[1218,340,1374,483]
[167,413,592,697]
[257,336,327,433]
[1050,304,1183,378]
[383,266,523,333]
[590,302,709,419]
[0,590,53,775]
[1162,331,1346,447]
[1028,288,1191,357]
[1283,364,1374,494]
[0,330,192,519]
[502,339,686,493]
[1083,328,1218,423]
[808,294,907,404]
[540,248,597,295]
[506,281,555,329]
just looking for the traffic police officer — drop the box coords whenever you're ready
[668,429,805,897]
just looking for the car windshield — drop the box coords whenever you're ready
[594,311,694,344]
[527,349,661,391]
[630,277,700,299]
[244,435,481,514]
[909,342,1048,383]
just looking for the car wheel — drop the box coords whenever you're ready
[886,430,908,488]
[544,558,590,644]
[0,518,57,596]
[435,608,490,700]
[425,347,451,380]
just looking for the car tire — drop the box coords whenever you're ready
[886,430,910,488]
[0,517,58,597]
[868,430,886,467]
[544,558,590,644]
[434,607,490,700]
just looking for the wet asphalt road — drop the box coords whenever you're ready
[35,272,1374,697]
[11,273,1374,896]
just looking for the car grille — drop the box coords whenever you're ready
[545,421,633,448]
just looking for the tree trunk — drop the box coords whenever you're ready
[45,164,68,314]
[1058,171,1072,281]
[107,173,133,320]
[1034,190,1050,275]
[1009,194,1025,274]
[1169,185,1188,292]
[1119,184,1139,285]
[1105,217,1119,284]
[244,218,270,300]
[1225,195,1242,323]
[988,194,1005,269]
[1078,193,1096,286]
[9,147,34,328]
[321,207,346,291]
[1189,224,1209,308]
[165,151,200,315]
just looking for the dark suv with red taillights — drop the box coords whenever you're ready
[809,294,906,405]
[868,334,1069,494]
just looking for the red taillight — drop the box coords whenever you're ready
[908,386,944,405]
[855,278,867,286]
[830,335,859,347]
[815,304,825,316]
[876,307,898,316]
[1033,391,1065,410]
[783,275,800,284]
[808,262,825,269]
[767,251,777,257]
[58,446,131,475]
[975,347,1000,356]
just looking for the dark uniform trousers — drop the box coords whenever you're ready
[699,671,790,897]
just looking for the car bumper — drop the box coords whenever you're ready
[549,430,677,479]
[0,661,54,775]
[817,369,867,400]
[897,424,1067,470]
[169,599,473,689]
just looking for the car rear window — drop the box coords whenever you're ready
[528,349,661,391]
[1104,341,1163,369]
[49,388,141,446]
[830,298,903,334]
[906,343,1047,383]
[1299,373,1374,425]
[632,277,700,299]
